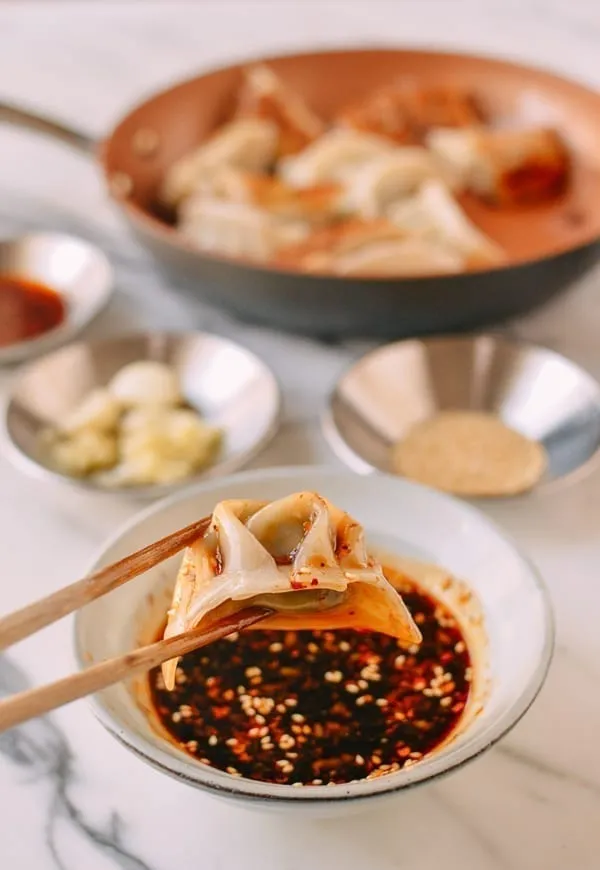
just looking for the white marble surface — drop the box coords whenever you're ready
[1,2,600,867]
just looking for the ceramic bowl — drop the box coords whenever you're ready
[3,332,280,498]
[74,467,554,816]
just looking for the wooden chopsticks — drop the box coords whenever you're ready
[0,517,210,652]
[0,515,272,734]
[0,606,272,734]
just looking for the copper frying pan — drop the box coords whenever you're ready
[2,47,600,338]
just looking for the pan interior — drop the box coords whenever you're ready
[101,47,600,272]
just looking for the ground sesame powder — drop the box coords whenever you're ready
[150,581,471,787]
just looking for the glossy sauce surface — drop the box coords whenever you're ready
[150,575,472,786]
[0,275,66,347]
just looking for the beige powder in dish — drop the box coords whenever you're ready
[391,410,547,496]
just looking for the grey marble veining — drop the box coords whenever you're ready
[1,2,600,869]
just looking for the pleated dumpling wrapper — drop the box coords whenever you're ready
[162,492,422,689]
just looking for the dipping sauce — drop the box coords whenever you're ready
[150,577,471,786]
[0,275,66,348]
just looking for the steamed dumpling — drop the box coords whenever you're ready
[161,118,279,207]
[162,492,422,689]
[179,197,310,261]
[388,179,504,266]
[278,129,394,188]
[342,147,451,218]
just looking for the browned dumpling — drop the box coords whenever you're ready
[337,82,485,144]
[235,64,326,157]
[427,126,570,205]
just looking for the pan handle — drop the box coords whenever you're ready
[0,101,97,155]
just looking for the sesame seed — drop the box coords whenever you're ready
[227,632,239,642]
[292,781,304,788]
[152,582,471,787]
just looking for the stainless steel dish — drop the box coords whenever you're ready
[3,331,281,498]
[323,334,600,490]
[0,233,113,365]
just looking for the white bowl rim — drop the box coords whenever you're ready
[74,465,555,804]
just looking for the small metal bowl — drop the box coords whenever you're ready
[323,334,600,492]
[4,332,281,498]
[0,233,113,365]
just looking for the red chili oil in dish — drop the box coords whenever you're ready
[149,577,472,787]
[0,275,66,347]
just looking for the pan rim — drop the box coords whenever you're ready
[100,43,600,283]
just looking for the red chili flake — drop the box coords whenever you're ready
[150,579,471,787]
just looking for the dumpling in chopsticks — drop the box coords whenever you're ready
[388,179,504,267]
[279,129,394,188]
[426,126,570,205]
[162,492,422,689]
[160,118,279,207]
[234,64,326,157]
[342,147,452,218]
[178,196,310,261]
